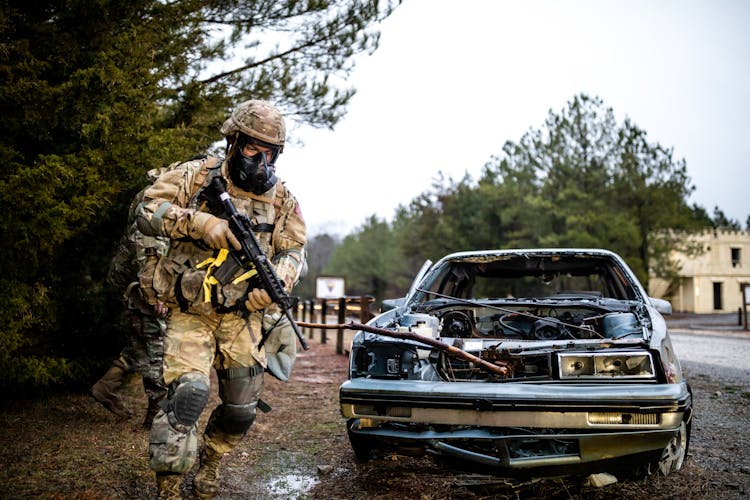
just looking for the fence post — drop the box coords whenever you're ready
[359,296,373,323]
[337,297,346,355]
[306,299,314,338]
[320,299,328,344]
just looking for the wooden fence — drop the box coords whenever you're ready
[295,295,376,355]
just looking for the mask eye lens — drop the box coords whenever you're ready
[237,136,279,163]
[240,144,260,158]
[267,149,279,164]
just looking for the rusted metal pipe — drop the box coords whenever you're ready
[297,321,509,376]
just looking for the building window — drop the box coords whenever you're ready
[731,247,741,267]
[713,282,723,310]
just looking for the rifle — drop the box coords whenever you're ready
[202,176,309,351]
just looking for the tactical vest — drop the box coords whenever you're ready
[139,156,285,315]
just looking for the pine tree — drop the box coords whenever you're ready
[0,0,400,391]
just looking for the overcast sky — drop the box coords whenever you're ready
[279,0,750,236]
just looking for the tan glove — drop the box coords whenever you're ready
[201,216,241,250]
[263,314,297,381]
[245,288,272,312]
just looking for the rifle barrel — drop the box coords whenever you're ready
[210,177,309,351]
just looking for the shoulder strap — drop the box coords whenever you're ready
[188,156,224,209]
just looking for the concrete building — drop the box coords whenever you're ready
[649,229,750,313]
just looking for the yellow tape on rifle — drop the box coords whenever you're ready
[196,248,229,303]
[232,266,257,285]
[195,249,258,302]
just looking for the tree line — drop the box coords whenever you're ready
[304,95,746,305]
[0,0,399,393]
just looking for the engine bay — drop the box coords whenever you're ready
[436,304,644,341]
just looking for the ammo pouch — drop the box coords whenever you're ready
[139,248,190,308]
[176,267,210,315]
[140,250,254,315]
[194,248,253,313]
[139,248,170,306]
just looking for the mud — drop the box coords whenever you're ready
[0,322,748,499]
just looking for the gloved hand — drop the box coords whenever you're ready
[245,288,272,312]
[152,301,169,318]
[201,216,241,250]
[263,314,297,382]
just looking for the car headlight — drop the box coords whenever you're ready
[558,351,655,379]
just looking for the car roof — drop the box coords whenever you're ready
[438,248,621,261]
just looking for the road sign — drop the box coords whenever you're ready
[316,275,345,299]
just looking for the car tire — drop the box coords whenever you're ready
[631,418,691,479]
[656,418,690,475]
[347,419,376,461]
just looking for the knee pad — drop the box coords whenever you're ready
[218,372,263,404]
[208,372,262,436]
[164,372,209,427]
[212,402,257,435]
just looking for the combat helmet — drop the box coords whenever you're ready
[222,100,285,194]
[220,99,286,152]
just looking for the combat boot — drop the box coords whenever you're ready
[193,447,223,498]
[89,358,133,418]
[155,472,182,500]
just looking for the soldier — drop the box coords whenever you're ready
[135,100,306,499]
[90,177,170,428]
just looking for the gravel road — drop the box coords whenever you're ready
[670,330,750,389]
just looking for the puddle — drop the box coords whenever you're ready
[229,447,322,498]
[265,473,319,498]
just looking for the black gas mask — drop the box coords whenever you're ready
[228,136,279,194]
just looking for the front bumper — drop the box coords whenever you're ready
[340,379,691,468]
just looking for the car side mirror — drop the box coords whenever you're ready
[649,297,672,315]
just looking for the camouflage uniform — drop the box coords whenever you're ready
[136,156,306,479]
[91,181,169,425]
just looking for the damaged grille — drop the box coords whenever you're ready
[434,350,553,382]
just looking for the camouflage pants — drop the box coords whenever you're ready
[120,309,167,402]
[149,309,265,474]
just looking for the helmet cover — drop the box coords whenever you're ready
[220,100,286,149]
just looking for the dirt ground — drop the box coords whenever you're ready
[0,328,748,499]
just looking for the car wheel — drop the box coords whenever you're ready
[347,419,376,461]
[631,418,690,479]
[656,419,689,475]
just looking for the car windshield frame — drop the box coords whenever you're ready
[407,249,643,308]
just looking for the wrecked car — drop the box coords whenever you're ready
[339,248,691,478]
